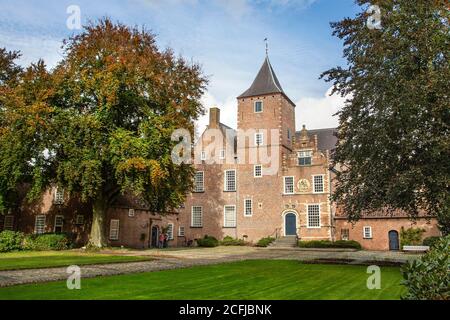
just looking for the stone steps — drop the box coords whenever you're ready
[269,236,298,248]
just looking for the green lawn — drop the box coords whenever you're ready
[0,250,152,271]
[0,260,405,300]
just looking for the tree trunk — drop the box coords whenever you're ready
[89,196,107,248]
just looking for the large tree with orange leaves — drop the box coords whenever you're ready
[0,19,206,246]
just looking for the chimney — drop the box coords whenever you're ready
[209,107,220,129]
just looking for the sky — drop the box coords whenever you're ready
[0,0,362,132]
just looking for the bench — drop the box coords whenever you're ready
[403,245,430,253]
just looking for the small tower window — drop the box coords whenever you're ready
[254,101,263,113]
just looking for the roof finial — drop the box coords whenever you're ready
[264,38,268,56]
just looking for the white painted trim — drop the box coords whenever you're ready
[224,169,237,192]
[254,100,263,113]
[244,199,253,217]
[191,206,203,228]
[312,174,326,194]
[54,215,64,233]
[281,210,299,237]
[254,132,264,146]
[223,205,237,228]
[363,226,373,239]
[34,215,46,234]
[167,223,174,240]
[178,226,185,237]
[194,171,205,192]
[306,204,321,229]
[253,165,262,178]
[283,176,295,195]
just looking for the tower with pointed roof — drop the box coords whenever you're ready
[237,56,296,159]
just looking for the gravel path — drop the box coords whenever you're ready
[0,247,420,288]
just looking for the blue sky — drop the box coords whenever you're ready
[0,0,361,130]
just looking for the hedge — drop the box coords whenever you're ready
[298,240,362,250]
[256,237,275,247]
[23,233,71,251]
[0,231,24,252]
[196,235,219,247]
[220,236,246,246]
[423,236,441,248]
[402,235,449,300]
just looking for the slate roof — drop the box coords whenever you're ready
[238,57,294,106]
[296,127,338,152]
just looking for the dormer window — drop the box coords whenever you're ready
[298,151,312,166]
[254,101,263,113]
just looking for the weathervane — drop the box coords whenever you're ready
[264,38,268,56]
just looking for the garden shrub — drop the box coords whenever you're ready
[0,231,24,252]
[23,233,71,251]
[401,235,449,300]
[400,227,426,249]
[220,236,246,246]
[196,235,219,247]
[423,236,441,248]
[298,240,361,250]
[256,237,275,247]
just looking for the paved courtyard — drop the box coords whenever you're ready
[0,247,420,287]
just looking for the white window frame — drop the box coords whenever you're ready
[178,226,185,237]
[34,215,46,234]
[224,205,237,228]
[254,101,263,113]
[312,175,325,193]
[244,199,253,217]
[341,228,349,241]
[109,219,120,240]
[200,151,206,161]
[191,206,203,228]
[224,170,236,192]
[54,215,64,233]
[219,149,226,160]
[283,176,295,195]
[194,171,205,192]
[298,150,312,166]
[75,215,84,225]
[255,132,264,146]
[53,187,64,205]
[254,165,262,178]
[3,215,14,231]
[363,226,373,239]
[307,204,321,229]
[128,208,135,217]
[167,223,174,240]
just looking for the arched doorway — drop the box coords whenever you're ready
[388,230,399,251]
[284,213,297,236]
[151,226,159,248]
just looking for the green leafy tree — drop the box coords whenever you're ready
[401,235,449,300]
[321,0,450,233]
[0,19,207,246]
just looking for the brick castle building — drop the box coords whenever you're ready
[0,56,440,250]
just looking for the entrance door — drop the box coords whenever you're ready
[285,213,297,236]
[151,226,159,248]
[388,230,399,251]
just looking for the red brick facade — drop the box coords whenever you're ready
[1,57,440,250]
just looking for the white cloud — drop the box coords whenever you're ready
[196,91,237,138]
[0,31,63,69]
[295,86,347,130]
[197,86,346,140]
